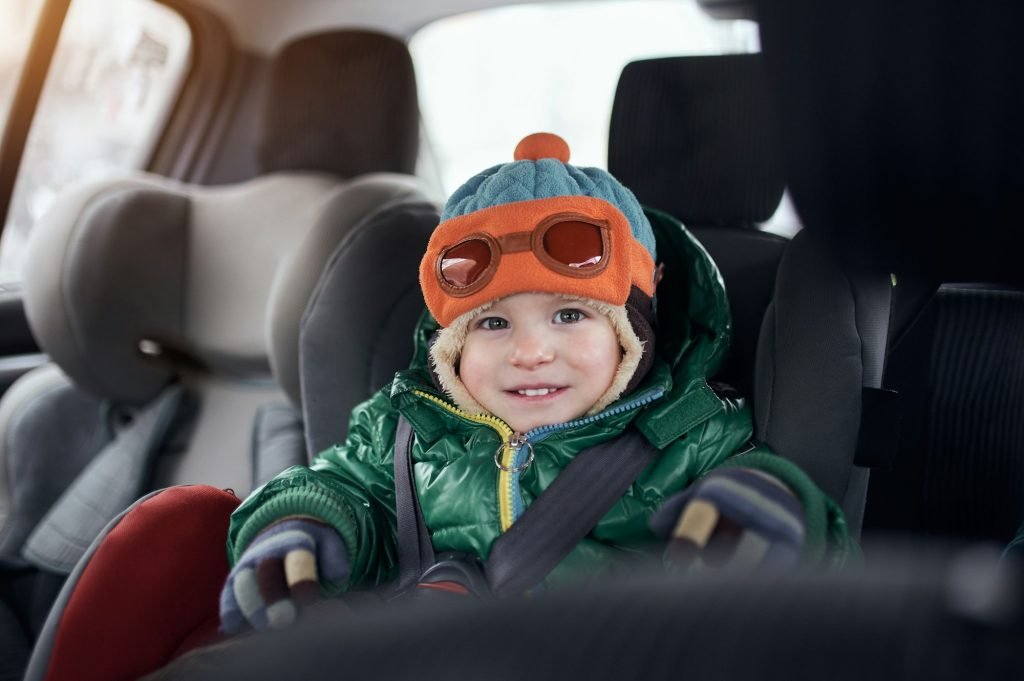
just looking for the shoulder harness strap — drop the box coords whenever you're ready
[393,415,659,596]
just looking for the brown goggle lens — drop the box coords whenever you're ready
[543,220,604,269]
[439,239,492,288]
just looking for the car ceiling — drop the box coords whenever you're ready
[188,0,609,53]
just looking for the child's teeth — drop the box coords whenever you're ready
[519,388,553,396]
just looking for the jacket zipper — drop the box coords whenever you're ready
[509,387,665,520]
[411,387,664,531]
[412,390,521,531]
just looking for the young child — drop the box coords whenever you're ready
[219,133,857,632]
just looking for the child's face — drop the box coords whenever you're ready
[459,292,622,432]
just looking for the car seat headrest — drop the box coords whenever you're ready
[609,54,785,226]
[257,30,420,178]
[265,176,433,409]
[265,192,437,453]
[23,173,341,405]
[757,0,1024,284]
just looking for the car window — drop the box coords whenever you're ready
[0,1,48,131]
[0,0,191,284]
[410,0,759,195]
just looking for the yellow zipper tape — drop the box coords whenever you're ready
[411,390,519,531]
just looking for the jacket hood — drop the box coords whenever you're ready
[642,206,732,384]
[407,206,733,398]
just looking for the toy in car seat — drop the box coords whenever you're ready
[219,132,858,633]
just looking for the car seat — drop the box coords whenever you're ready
[271,198,440,454]
[608,54,789,398]
[0,28,431,677]
[753,0,1024,543]
[20,193,439,681]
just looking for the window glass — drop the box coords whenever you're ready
[0,0,191,283]
[0,1,48,131]
[411,0,759,194]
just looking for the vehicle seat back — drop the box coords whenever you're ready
[608,54,788,397]
[863,284,1024,543]
[753,230,926,535]
[755,0,1024,543]
[755,220,1024,546]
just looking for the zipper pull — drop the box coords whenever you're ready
[494,432,534,472]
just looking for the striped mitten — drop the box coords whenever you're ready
[219,518,349,634]
[650,468,806,572]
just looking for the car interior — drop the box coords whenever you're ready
[0,0,1022,679]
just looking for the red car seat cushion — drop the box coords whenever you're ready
[43,485,239,681]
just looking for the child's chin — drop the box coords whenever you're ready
[503,405,582,433]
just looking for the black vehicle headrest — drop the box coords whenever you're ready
[258,30,419,178]
[609,54,785,226]
[757,0,1024,284]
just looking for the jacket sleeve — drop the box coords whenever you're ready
[663,395,860,566]
[712,447,861,566]
[225,389,400,593]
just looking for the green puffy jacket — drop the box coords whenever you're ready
[227,208,857,592]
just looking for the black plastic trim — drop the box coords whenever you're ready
[0,284,38,356]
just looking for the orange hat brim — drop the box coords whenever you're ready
[420,196,655,328]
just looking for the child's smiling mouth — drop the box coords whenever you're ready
[507,385,567,399]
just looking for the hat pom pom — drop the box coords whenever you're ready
[514,132,570,163]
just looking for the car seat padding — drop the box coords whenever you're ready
[25,485,238,681]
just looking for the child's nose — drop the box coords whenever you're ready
[509,328,555,369]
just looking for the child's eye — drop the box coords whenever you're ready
[478,317,509,330]
[555,309,586,324]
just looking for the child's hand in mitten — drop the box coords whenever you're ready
[219,518,349,634]
[649,468,805,572]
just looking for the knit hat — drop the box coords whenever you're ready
[420,132,659,416]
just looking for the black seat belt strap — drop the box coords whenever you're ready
[394,416,435,591]
[393,416,660,596]
[485,429,658,596]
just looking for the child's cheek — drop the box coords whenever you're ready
[568,332,622,388]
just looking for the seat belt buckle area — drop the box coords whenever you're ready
[412,552,493,601]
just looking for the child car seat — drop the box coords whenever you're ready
[0,28,431,678]
[21,195,439,681]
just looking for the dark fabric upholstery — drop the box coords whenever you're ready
[609,54,785,225]
[866,286,1024,543]
[608,54,789,396]
[689,226,786,398]
[22,386,192,574]
[754,230,865,510]
[0,598,29,681]
[300,200,439,455]
[757,0,1024,284]
[0,380,109,563]
[251,403,306,485]
[258,30,419,178]
[754,1,1024,544]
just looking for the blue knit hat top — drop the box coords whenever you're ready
[440,136,657,262]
